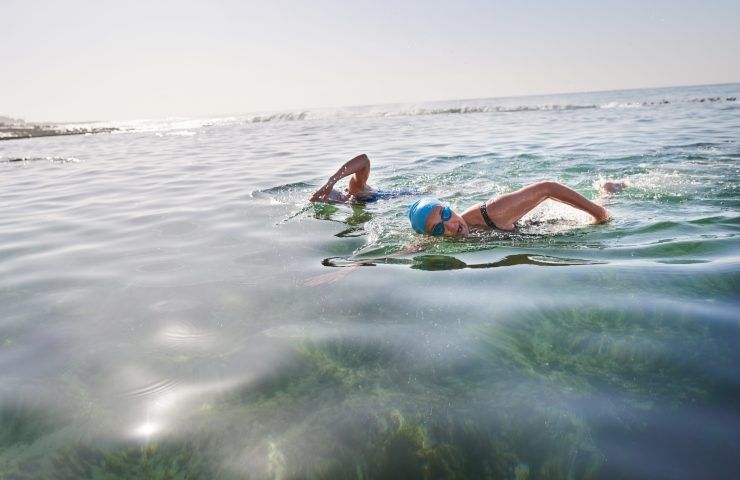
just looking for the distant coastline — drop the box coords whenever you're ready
[0,116,116,141]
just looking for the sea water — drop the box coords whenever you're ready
[1,83,739,479]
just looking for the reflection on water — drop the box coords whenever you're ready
[312,203,374,238]
[323,253,606,271]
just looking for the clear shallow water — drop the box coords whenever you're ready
[1,84,739,479]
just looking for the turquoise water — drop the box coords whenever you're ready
[1,84,739,479]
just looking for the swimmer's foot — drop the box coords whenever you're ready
[600,181,628,195]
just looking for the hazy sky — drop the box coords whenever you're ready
[3,0,739,122]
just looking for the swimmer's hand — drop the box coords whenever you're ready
[310,180,336,202]
[593,205,612,224]
[593,180,626,223]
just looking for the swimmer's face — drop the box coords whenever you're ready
[425,205,469,237]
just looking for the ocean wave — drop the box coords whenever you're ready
[240,95,737,123]
[64,92,738,133]
[249,112,311,123]
[244,103,599,123]
[368,103,599,116]
[600,101,646,109]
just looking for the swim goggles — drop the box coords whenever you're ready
[430,206,452,236]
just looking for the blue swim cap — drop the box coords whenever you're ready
[408,197,443,234]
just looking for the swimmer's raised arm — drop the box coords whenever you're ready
[472,181,610,231]
[310,154,371,202]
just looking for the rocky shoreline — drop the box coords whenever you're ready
[0,122,117,141]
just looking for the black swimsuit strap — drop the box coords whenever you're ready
[480,202,498,229]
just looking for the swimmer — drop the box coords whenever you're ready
[309,154,625,236]
[409,180,625,237]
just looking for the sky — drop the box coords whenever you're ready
[2,0,739,122]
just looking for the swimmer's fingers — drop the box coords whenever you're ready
[310,187,329,202]
[310,181,334,202]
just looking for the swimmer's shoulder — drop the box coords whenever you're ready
[461,202,488,228]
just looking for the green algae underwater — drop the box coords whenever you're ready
[1,84,739,479]
[2,293,737,479]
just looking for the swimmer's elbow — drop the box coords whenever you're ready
[355,153,371,174]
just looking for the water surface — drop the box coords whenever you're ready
[1,83,739,479]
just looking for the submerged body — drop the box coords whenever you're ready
[329,188,419,204]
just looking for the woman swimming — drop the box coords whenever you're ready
[408,180,620,237]
[310,154,623,236]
